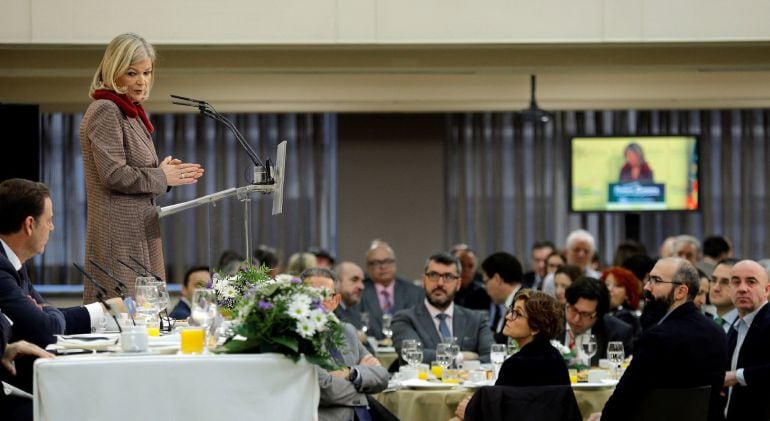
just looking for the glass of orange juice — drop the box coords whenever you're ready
[181,327,205,354]
[430,362,443,379]
[417,363,429,380]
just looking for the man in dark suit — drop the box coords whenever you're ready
[360,241,423,340]
[0,179,119,348]
[522,241,555,289]
[333,261,366,329]
[481,252,525,344]
[563,277,633,366]
[300,268,389,421]
[723,259,770,421]
[451,249,491,312]
[592,258,728,421]
[169,265,210,320]
[392,252,494,364]
[0,308,54,421]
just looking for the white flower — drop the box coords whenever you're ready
[287,300,311,320]
[221,285,237,298]
[292,293,312,308]
[274,274,296,284]
[550,339,572,355]
[296,319,317,338]
[308,309,328,331]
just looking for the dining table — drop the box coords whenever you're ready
[373,382,615,421]
[33,352,320,421]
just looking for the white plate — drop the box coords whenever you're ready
[55,334,120,351]
[571,379,618,389]
[401,379,459,390]
[462,380,494,389]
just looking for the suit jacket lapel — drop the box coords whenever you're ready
[416,304,442,349]
[453,307,468,348]
[738,303,770,366]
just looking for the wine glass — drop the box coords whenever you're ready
[151,281,170,312]
[435,343,453,375]
[134,285,159,318]
[405,349,424,368]
[381,314,393,342]
[447,344,461,369]
[581,334,598,366]
[191,288,218,347]
[360,312,370,336]
[490,343,507,379]
[607,341,625,379]
[401,339,422,364]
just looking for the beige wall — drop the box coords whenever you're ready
[3,0,770,44]
[337,114,445,280]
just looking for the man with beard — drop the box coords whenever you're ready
[392,252,494,364]
[590,257,728,421]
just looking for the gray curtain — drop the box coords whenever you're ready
[34,112,337,285]
[445,109,770,268]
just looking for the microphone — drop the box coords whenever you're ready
[128,256,165,283]
[72,263,127,332]
[117,258,146,277]
[171,94,272,184]
[89,259,128,299]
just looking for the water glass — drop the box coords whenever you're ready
[607,341,625,378]
[401,339,422,362]
[490,343,507,379]
[135,285,160,320]
[381,314,393,340]
[405,349,424,367]
[581,334,598,365]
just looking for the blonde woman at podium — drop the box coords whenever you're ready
[80,33,204,303]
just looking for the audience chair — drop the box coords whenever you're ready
[464,385,582,421]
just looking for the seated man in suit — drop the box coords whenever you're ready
[392,252,494,364]
[0,179,120,349]
[723,259,770,421]
[300,268,389,421]
[169,265,210,320]
[360,240,423,340]
[333,261,366,329]
[1,308,54,421]
[590,257,728,421]
[481,252,525,344]
[451,248,491,312]
[562,277,633,366]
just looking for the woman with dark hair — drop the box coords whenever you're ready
[619,142,654,184]
[554,264,582,304]
[602,267,642,336]
[453,290,570,420]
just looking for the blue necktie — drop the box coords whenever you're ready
[437,313,451,338]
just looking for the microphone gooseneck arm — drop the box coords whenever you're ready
[171,95,263,167]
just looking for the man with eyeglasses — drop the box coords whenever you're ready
[706,258,739,332]
[562,277,632,366]
[591,257,727,421]
[392,252,493,365]
[480,252,525,344]
[722,259,770,421]
[360,240,422,340]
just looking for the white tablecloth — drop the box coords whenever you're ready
[33,353,319,421]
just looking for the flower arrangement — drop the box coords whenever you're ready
[209,264,271,318]
[551,339,588,370]
[218,272,347,371]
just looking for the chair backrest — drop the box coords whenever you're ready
[464,385,582,421]
[628,385,711,421]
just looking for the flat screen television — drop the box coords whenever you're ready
[570,135,699,212]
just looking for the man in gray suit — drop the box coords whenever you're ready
[360,241,423,339]
[301,268,389,421]
[392,252,494,364]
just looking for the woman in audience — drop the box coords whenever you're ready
[602,267,642,336]
[545,251,566,275]
[452,290,569,420]
[553,264,582,304]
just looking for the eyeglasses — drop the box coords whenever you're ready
[645,276,684,286]
[424,271,460,283]
[367,259,395,268]
[566,304,597,321]
[506,307,527,321]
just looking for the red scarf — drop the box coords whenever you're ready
[91,89,155,134]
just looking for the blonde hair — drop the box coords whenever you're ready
[89,33,156,98]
